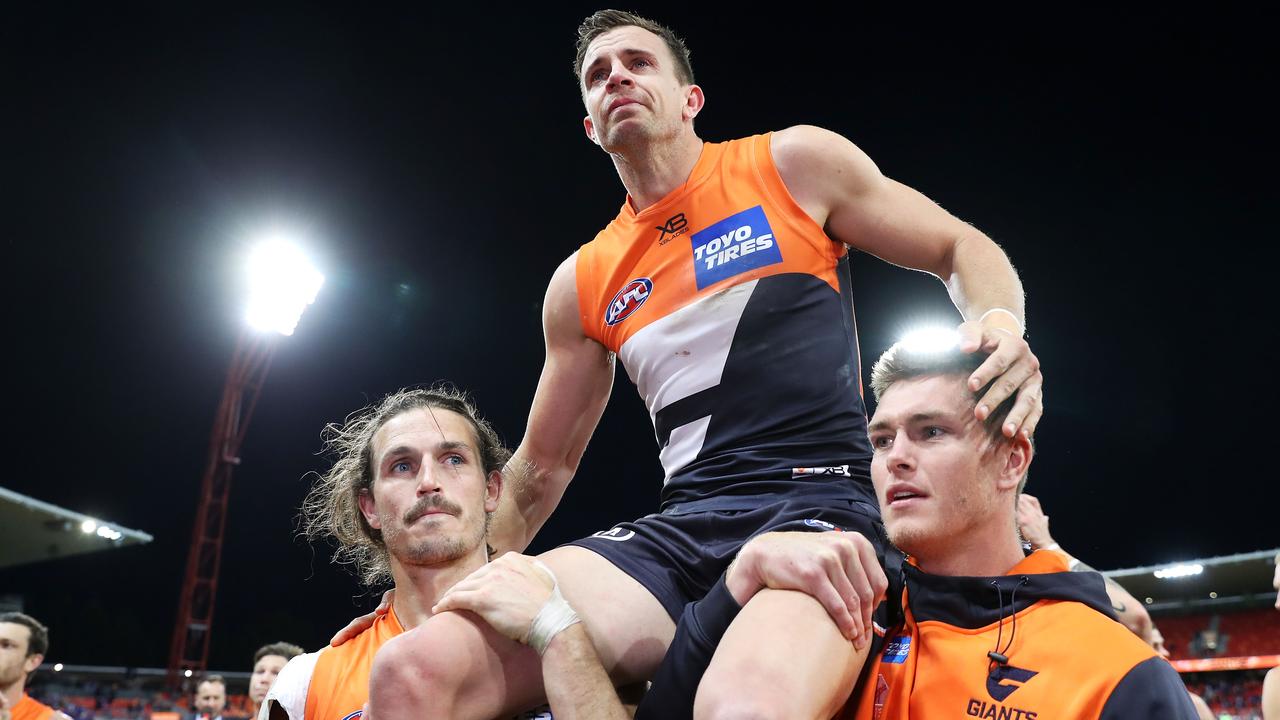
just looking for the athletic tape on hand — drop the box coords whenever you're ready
[525,560,581,656]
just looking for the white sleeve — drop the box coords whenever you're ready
[261,651,321,720]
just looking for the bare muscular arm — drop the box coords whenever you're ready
[771,125,1042,438]
[487,253,616,554]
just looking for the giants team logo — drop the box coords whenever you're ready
[690,205,783,290]
[341,712,363,720]
[604,277,653,326]
[985,664,1039,702]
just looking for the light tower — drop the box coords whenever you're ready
[167,237,323,684]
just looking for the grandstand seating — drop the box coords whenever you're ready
[1156,607,1280,660]
[1184,672,1266,719]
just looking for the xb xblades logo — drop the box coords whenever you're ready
[986,664,1038,702]
[656,212,688,244]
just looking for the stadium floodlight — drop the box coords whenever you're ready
[1153,563,1204,579]
[184,669,193,678]
[80,519,97,534]
[95,525,122,541]
[898,326,961,354]
[171,232,325,684]
[244,237,325,336]
[53,664,63,672]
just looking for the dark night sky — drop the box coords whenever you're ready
[5,6,1270,670]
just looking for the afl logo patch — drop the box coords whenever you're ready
[341,712,363,720]
[604,277,653,326]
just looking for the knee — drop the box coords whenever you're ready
[368,627,468,715]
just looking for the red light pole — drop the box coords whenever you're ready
[167,330,275,685]
[166,236,324,686]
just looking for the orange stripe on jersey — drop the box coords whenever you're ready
[304,610,404,720]
[577,133,846,354]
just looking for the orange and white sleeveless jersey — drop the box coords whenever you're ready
[261,610,405,720]
[576,133,873,509]
[262,610,552,720]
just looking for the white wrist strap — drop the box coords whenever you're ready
[525,560,581,656]
[978,307,1025,336]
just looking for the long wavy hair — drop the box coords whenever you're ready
[299,386,509,586]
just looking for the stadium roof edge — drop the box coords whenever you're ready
[1104,548,1279,579]
[0,486,153,569]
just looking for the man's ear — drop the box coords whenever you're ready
[357,487,381,530]
[997,432,1034,491]
[484,469,503,513]
[584,115,601,146]
[23,652,44,675]
[682,84,705,122]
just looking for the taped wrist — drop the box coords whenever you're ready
[525,560,581,655]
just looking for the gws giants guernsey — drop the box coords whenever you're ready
[262,610,551,720]
[845,551,1199,719]
[576,134,873,510]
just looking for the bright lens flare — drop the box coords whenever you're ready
[245,238,325,336]
[1153,563,1204,579]
[898,327,961,354]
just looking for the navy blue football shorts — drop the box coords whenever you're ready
[567,493,885,622]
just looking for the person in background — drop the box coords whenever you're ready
[248,643,303,719]
[0,613,68,720]
[192,676,226,720]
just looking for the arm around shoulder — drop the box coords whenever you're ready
[488,253,615,554]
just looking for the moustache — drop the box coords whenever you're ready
[403,494,462,524]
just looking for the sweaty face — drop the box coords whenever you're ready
[0,622,38,689]
[194,681,226,715]
[868,375,1010,561]
[361,408,499,570]
[249,654,288,704]
[580,25,694,151]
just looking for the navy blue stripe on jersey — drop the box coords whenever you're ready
[655,255,873,511]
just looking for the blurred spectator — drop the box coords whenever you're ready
[248,644,302,719]
[0,613,68,720]
[190,677,225,720]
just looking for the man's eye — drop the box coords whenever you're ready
[871,436,892,450]
[924,426,945,438]
[633,58,650,68]
[589,69,606,83]
[392,461,412,473]
[444,455,464,466]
